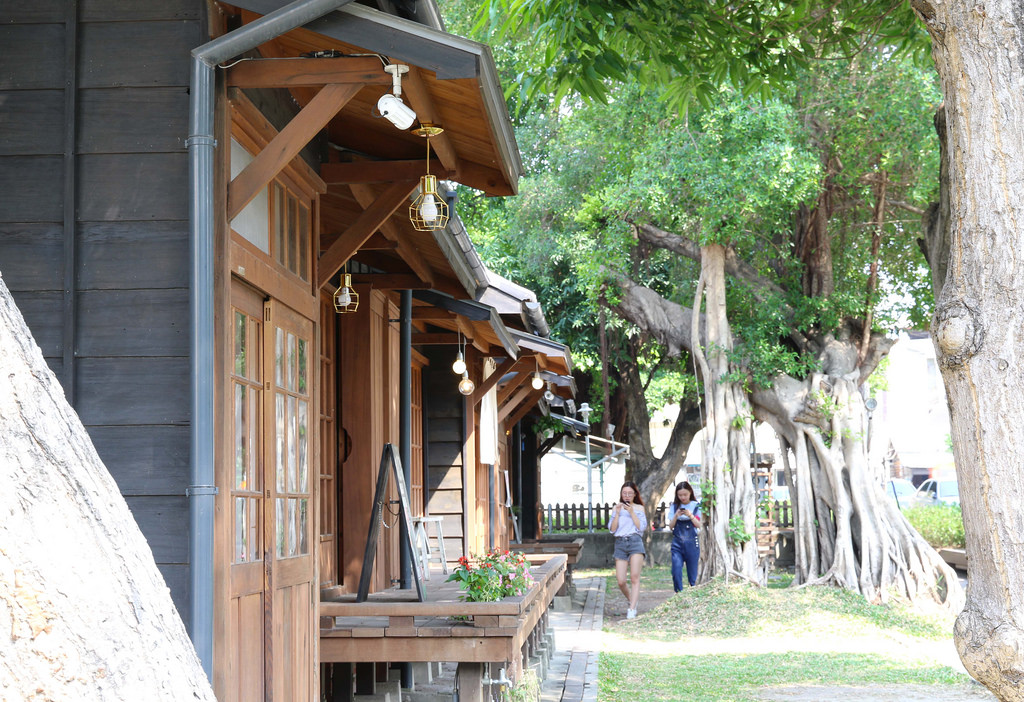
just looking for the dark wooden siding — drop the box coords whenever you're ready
[422,347,466,561]
[0,1,204,623]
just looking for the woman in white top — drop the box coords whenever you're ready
[609,481,647,619]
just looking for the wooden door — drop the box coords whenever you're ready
[228,280,316,701]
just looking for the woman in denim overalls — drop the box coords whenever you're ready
[667,481,702,591]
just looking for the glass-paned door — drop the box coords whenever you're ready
[227,281,316,702]
[264,297,316,702]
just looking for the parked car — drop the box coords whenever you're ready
[886,479,916,509]
[911,478,960,507]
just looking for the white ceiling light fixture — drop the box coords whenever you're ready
[377,64,417,130]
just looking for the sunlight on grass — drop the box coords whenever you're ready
[583,566,974,700]
[599,651,965,702]
[605,568,956,642]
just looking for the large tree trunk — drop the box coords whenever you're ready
[0,274,216,700]
[754,367,962,608]
[911,2,1024,697]
[612,267,961,606]
[616,333,704,530]
[693,244,762,584]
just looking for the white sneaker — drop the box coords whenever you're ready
[626,608,636,619]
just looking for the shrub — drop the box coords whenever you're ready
[903,504,965,549]
[446,550,534,602]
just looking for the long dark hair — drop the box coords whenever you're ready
[619,481,644,506]
[673,481,696,509]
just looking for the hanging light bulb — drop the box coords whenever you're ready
[333,272,359,314]
[410,174,448,230]
[452,351,466,375]
[531,372,544,390]
[458,371,475,396]
[420,192,439,224]
[409,125,449,231]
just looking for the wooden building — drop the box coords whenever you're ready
[0,1,575,699]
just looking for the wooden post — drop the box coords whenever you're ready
[456,663,485,702]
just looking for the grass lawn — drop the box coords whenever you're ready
[586,566,980,701]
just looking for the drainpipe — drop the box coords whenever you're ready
[398,289,413,689]
[399,289,412,591]
[188,0,354,679]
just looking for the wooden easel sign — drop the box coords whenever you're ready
[356,443,425,602]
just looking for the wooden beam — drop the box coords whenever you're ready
[499,385,539,423]
[226,56,390,88]
[411,307,455,321]
[229,82,362,219]
[353,233,398,250]
[350,183,434,287]
[470,356,528,406]
[317,180,418,287]
[349,273,430,290]
[453,160,515,197]
[412,332,459,345]
[403,67,458,172]
[497,369,529,407]
[504,389,544,428]
[321,159,450,185]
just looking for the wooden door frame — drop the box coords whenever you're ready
[213,86,322,701]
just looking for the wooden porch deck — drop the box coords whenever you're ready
[319,555,566,668]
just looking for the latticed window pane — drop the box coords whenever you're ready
[297,338,307,394]
[234,384,246,488]
[276,498,286,558]
[298,399,308,492]
[276,393,286,493]
[298,498,309,555]
[234,311,246,376]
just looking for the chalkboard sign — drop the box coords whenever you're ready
[356,443,425,602]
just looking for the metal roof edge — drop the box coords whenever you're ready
[227,1,521,193]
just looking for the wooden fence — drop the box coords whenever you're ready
[542,500,793,533]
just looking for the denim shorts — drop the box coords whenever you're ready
[613,533,645,560]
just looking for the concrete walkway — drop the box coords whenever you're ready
[540,576,605,702]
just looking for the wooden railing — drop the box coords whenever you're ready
[542,500,794,532]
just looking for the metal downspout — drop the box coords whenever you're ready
[187,0,354,679]
[399,289,412,590]
[398,289,413,689]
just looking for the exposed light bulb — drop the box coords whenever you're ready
[336,287,351,306]
[531,372,544,390]
[420,193,439,224]
[452,351,466,375]
[458,372,475,396]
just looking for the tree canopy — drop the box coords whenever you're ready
[474,0,930,109]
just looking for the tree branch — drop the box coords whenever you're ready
[635,222,790,303]
[632,222,812,353]
[605,271,699,357]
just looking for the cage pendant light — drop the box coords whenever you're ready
[409,124,449,231]
[334,271,359,314]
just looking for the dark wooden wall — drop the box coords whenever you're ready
[0,0,205,622]
[422,346,466,561]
